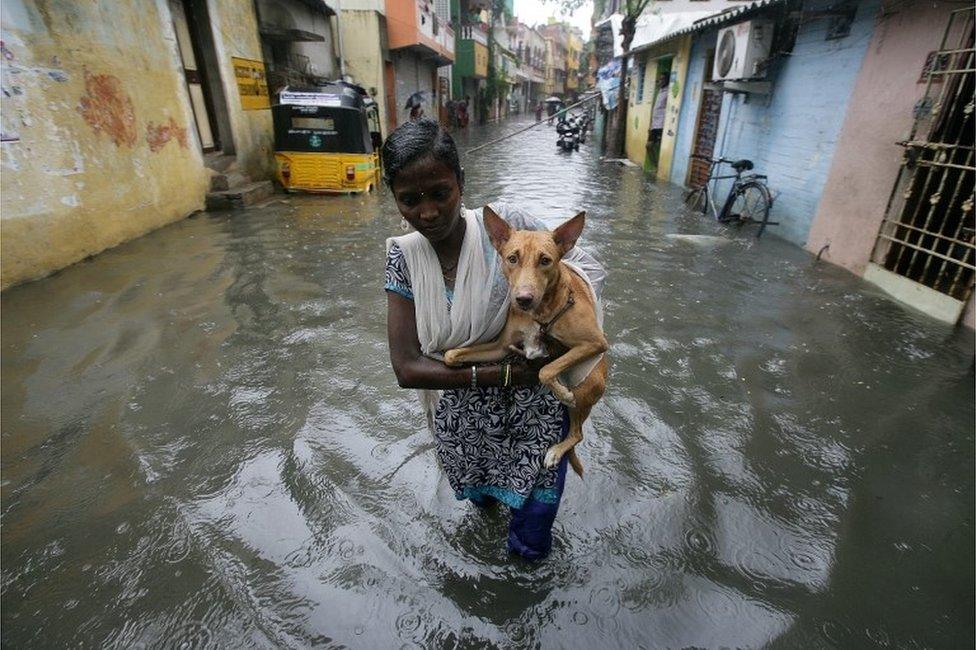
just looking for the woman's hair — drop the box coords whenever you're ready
[381,118,463,189]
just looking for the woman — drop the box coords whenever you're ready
[382,119,605,560]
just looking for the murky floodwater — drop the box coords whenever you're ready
[2,117,974,648]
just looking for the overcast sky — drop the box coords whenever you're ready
[513,0,595,40]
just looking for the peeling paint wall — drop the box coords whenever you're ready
[1,0,209,289]
[0,0,275,290]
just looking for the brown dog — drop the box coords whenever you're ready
[444,206,608,477]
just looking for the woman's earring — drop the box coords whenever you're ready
[399,217,410,232]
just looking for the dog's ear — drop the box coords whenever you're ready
[552,211,585,255]
[483,205,512,251]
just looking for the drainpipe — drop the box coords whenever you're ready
[330,0,347,80]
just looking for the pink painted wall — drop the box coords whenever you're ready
[805,1,952,274]
[805,0,974,328]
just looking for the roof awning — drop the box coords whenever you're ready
[630,0,788,53]
[629,10,716,53]
[260,26,326,42]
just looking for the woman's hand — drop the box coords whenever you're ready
[511,356,548,386]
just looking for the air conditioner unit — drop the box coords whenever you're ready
[713,20,774,82]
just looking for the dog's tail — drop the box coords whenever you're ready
[568,449,584,478]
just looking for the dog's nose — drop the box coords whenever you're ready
[515,295,534,310]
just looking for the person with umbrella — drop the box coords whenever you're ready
[405,91,426,121]
[544,96,562,125]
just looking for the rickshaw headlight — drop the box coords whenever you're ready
[345,164,356,181]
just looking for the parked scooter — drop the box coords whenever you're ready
[556,116,580,151]
[575,112,591,144]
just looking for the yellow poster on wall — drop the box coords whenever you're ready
[232,57,270,110]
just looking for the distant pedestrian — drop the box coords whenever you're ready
[534,101,543,122]
[446,99,457,128]
[456,96,470,128]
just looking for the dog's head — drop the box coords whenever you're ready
[483,206,585,312]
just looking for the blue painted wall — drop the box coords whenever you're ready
[670,36,710,189]
[669,0,880,245]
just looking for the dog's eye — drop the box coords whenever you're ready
[507,254,518,264]
[539,256,552,266]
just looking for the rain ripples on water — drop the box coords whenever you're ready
[2,117,973,648]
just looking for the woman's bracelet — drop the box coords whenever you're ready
[502,362,512,388]
[470,365,477,389]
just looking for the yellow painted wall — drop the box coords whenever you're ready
[0,0,275,290]
[210,0,274,180]
[338,10,390,139]
[624,55,654,165]
[623,35,692,181]
[656,36,691,183]
[1,0,208,290]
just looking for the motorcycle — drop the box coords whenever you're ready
[556,118,580,152]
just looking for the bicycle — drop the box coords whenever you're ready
[683,155,777,238]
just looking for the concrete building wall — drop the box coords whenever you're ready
[339,10,390,138]
[670,35,710,187]
[392,51,434,125]
[209,0,274,180]
[256,0,338,79]
[0,0,208,289]
[805,1,954,274]
[0,0,275,290]
[673,0,879,246]
[804,0,973,328]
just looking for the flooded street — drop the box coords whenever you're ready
[2,116,973,648]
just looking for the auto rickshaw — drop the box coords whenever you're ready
[272,83,382,193]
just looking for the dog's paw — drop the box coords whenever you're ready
[543,447,562,469]
[547,383,576,408]
[443,349,463,367]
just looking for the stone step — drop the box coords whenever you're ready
[205,180,275,211]
[203,153,238,173]
[208,170,250,192]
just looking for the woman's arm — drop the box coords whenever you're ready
[387,291,538,389]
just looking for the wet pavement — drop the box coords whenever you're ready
[2,116,974,648]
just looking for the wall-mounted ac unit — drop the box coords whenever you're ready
[713,20,774,82]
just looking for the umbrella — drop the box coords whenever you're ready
[404,91,428,109]
[544,96,562,103]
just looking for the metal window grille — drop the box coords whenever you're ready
[871,8,975,302]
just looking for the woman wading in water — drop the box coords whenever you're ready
[383,119,605,559]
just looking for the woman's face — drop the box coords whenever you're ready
[392,156,462,244]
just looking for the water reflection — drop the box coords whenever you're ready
[1,116,973,648]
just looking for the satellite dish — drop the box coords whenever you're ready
[717,29,736,78]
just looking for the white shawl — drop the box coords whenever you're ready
[387,204,606,431]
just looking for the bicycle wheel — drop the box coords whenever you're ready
[729,181,772,237]
[683,186,708,214]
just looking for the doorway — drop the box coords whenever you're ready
[644,56,673,174]
[687,49,720,188]
[168,0,232,154]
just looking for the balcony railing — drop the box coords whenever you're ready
[459,22,488,46]
[439,21,455,54]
